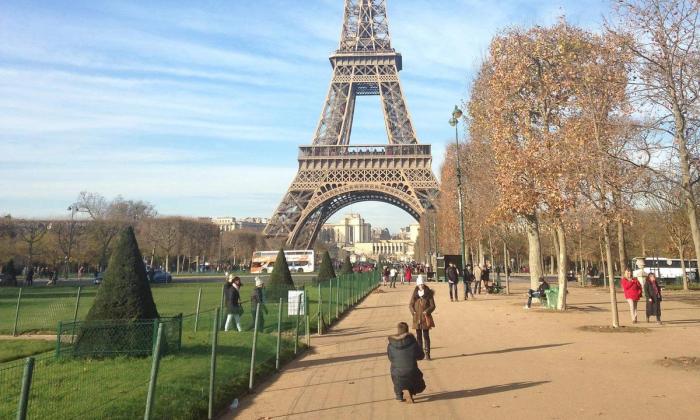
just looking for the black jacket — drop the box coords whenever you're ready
[387,332,426,394]
[446,266,458,282]
[225,284,241,313]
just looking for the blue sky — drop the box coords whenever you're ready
[0,0,610,231]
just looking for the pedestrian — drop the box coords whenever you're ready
[524,277,550,309]
[390,266,398,288]
[400,266,406,285]
[224,275,243,331]
[473,264,483,295]
[409,275,436,360]
[621,268,642,323]
[463,264,475,300]
[481,262,491,293]
[382,266,389,287]
[644,273,663,325]
[387,321,426,403]
[250,277,268,331]
[405,265,412,285]
[25,266,34,287]
[446,263,459,302]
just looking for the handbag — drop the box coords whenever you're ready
[422,313,435,328]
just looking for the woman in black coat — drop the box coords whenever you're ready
[387,322,425,402]
[643,273,662,324]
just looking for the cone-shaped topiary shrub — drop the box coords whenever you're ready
[74,226,163,357]
[340,255,353,275]
[0,259,17,287]
[267,249,295,302]
[317,251,336,283]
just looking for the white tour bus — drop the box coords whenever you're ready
[636,257,698,280]
[251,250,315,274]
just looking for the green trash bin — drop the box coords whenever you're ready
[544,288,559,309]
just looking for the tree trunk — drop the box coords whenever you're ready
[525,214,543,289]
[617,221,628,273]
[578,230,584,286]
[603,223,620,328]
[556,223,567,310]
[598,237,606,287]
[679,247,688,291]
[165,254,170,273]
[503,241,510,295]
[478,240,485,266]
[488,232,494,266]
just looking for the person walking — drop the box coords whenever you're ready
[224,275,243,331]
[250,277,268,331]
[404,265,412,285]
[409,276,436,360]
[481,262,492,293]
[25,266,34,287]
[382,266,389,287]
[446,263,459,302]
[390,266,398,288]
[387,321,426,403]
[644,273,663,324]
[473,264,483,295]
[463,264,475,300]
[621,268,642,323]
[399,266,406,285]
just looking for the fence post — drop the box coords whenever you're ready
[144,322,164,420]
[194,288,202,332]
[208,308,220,420]
[304,290,310,346]
[336,277,340,319]
[72,286,82,324]
[16,356,35,420]
[317,282,322,335]
[55,321,62,358]
[248,303,261,390]
[294,295,301,354]
[328,279,332,323]
[219,285,226,330]
[12,288,22,336]
[275,298,282,371]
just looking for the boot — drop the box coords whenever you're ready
[425,348,431,360]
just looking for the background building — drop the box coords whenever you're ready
[211,216,269,232]
[321,213,371,246]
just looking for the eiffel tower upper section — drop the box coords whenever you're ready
[313,0,418,146]
[263,0,438,249]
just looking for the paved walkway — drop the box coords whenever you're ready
[224,281,700,419]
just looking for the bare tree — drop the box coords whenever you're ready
[609,0,700,269]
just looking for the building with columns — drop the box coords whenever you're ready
[321,213,371,246]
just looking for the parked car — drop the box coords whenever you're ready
[151,270,172,284]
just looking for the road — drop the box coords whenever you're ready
[222,281,700,419]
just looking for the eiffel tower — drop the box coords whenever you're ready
[264,0,440,249]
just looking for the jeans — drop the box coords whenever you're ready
[448,282,458,300]
[390,275,397,288]
[626,298,638,322]
[416,329,431,353]
[463,282,474,299]
[473,280,482,294]
[526,290,542,308]
[225,313,242,331]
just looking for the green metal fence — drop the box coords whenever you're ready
[0,270,380,419]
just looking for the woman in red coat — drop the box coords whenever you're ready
[621,268,642,323]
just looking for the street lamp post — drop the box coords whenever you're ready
[449,105,467,272]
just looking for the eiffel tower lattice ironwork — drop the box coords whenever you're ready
[264,0,440,249]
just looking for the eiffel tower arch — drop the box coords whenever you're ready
[264,0,440,249]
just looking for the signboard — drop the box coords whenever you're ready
[288,290,305,316]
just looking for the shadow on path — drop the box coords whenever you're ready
[431,343,571,361]
[416,381,550,402]
[293,351,387,369]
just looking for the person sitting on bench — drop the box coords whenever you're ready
[524,277,550,309]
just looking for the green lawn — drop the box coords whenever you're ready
[0,340,55,363]
[0,272,379,419]
[0,272,377,335]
